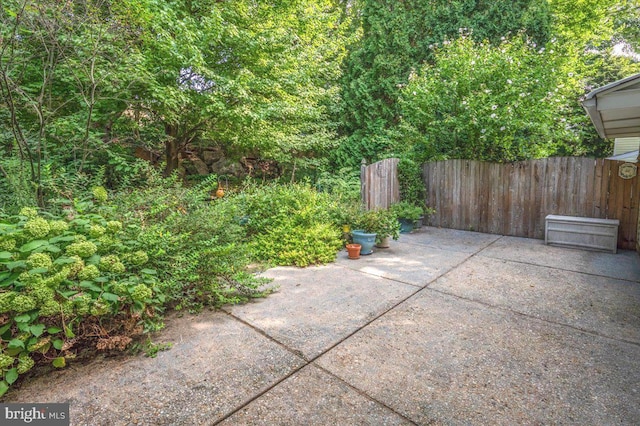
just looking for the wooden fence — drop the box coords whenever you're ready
[361,158,400,210]
[423,157,640,250]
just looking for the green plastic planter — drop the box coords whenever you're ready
[398,219,414,233]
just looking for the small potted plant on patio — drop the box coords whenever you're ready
[369,208,401,248]
[414,204,436,229]
[350,208,400,254]
[391,201,423,233]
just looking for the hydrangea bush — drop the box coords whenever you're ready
[0,207,158,396]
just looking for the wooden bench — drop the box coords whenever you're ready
[545,215,619,253]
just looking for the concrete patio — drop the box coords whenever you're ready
[5,227,640,425]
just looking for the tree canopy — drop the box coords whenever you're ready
[334,0,553,167]
[1,0,639,209]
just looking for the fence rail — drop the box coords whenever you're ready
[423,157,639,250]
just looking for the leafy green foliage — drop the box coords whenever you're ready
[391,202,426,221]
[335,0,552,167]
[350,208,401,243]
[109,175,272,313]
[0,208,159,395]
[397,157,426,208]
[131,0,351,176]
[399,35,591,162]
[229,183,345,267]
[0,0,148,207]
[251,221,342,267]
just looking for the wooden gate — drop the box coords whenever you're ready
[423,157,640,250]
[360,158,400,210]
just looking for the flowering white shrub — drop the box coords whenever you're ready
[399,34,585,162]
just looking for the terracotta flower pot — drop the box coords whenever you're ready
[346,243,362,259]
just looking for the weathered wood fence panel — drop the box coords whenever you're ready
[361,158,400,210]
[423,158,640,250]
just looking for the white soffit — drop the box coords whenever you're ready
[582,73,640,138]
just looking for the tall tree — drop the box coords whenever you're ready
[131,0,350,177]
[399,35,586,163]
[0,0,141,206]
[335,0,552,167]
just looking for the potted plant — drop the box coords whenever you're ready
[370,208,401,248]
[414,205,436,229]
[391,201,423,233]
[350,208,400,253]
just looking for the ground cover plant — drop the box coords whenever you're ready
[231,183,346,267]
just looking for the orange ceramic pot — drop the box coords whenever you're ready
[346,243,361,259]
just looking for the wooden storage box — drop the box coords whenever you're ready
[545,215,619,253]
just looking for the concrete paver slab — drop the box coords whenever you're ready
[218,364,413,425]
[481,236,640,282]
[431,255,640,343]
[336,240,472,287]
[317,290,640,425]
[6,311,305,425]
[226,264,417,359]
[400,227,502,253]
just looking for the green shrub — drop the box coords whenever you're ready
[390,201,424,221]
[250,220,342,267]
[397,157,426,208]
[109,175,272,313]
[228,183,345,266]
[0,178,359,394]
[0,209,159,396]
[351,208,401,243]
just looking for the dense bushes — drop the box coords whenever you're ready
[0,175,358,395]
[399,35,586,163]
[0,205,160,396]
[109,176,271,313]
[234,183,345,267]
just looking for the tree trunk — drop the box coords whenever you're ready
[164,124,180,177]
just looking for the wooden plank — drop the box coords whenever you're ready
[584,158,596,217]
[510,161,517,235]
[600,160,613,218]
[628,187,636,248]
[628,171,638,249]
[521,161,532,237]
[516,161,527,236]
[612,162,625,224]
[449,160,459,228]
[619,166,637,249]
[469,160,481,232]
[543,157,557,215]
[593,158,603,217]
[496,161,505,235]
[435,161,444,227]
[489,160,496,234]
[534,158,546,238]
[557,157,568,215]
[477,161,488,233]
[461,161,469,230]
[432,161,442,227]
